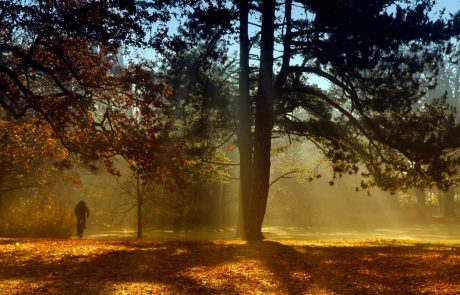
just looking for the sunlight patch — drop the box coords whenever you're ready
[172,248,189,256]
[0,279,47,294]
[184,260,279,293]
[111,282,172,294]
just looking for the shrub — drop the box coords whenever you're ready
[0,195,73,238]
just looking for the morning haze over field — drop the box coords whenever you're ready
[2,0,460,294]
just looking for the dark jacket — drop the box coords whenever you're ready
[74,201,90,218]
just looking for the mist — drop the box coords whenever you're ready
[2,138,456,241]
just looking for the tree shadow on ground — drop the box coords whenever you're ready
[0,239,460,294]
[258,241,460,294]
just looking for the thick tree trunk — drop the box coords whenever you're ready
[244,0,276,240]
[236,0,291,240]
[236,0,253,238]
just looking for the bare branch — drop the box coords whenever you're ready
[200,159,240,166]
[269,169,301,187]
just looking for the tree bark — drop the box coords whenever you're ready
[244,0,276,240]
[236,0,253,239]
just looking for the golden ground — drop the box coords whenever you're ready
[0,238,459,294]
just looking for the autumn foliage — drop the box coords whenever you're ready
[1,0,186,187]
[0,238,459,294]
[0,196,73,238]
[0,118,74,184]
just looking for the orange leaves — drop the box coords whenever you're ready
[1,1,185,191]
[0,239,460,294]
[1,193,74,238]
[0,118,73,186]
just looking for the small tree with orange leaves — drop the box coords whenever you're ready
[1,0,186,184]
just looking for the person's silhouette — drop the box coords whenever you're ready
[74,200,90,238]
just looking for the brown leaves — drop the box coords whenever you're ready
[0,238,460,294]
[1,1,191,197]
[0,118,78,191]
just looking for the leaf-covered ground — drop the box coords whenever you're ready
[1,238,460,294]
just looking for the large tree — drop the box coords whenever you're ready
[235,0,460,239]
[151,0,460,240]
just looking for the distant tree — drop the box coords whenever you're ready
[426,47,460,217]
[434,45,460,112]
[157,35,237,167]
[156,42,238,230]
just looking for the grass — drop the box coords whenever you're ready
[1,237,460,294]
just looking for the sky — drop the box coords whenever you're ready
[435,0,460,13]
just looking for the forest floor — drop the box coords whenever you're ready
[1,238,460,294]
